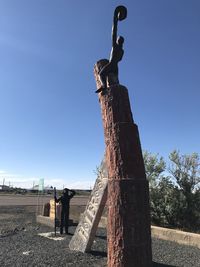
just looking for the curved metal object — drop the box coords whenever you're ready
[114,5,127,21]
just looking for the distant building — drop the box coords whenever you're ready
[30,184,53,194]
[32,184,39,191]
[0,185,11,191]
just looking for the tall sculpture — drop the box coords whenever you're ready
[95,6,127,93]
[94,6,152,267]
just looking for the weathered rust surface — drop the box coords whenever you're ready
[108,179,152,266]
[95,62,152,267]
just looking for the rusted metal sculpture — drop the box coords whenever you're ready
[94,5,152,267]
[95,6,127,93]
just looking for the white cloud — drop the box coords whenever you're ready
[0,169,21,179]
[0,170,94,190]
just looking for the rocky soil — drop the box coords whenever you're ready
[0,206,200,267]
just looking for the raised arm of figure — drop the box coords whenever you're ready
[69,190,76,199]
[112,8,118,47]
[112,6,127,47]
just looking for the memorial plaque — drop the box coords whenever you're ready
[49,199,61,220]
[69,159,108,252]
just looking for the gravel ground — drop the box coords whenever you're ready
[0,206,200,267]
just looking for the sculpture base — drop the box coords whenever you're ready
[96,84,152,267]
[108,179,152,267]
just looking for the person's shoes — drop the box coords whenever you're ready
[65,232,73,235]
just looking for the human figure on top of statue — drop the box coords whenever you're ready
[55,188,76,235]
[95,7,126,94]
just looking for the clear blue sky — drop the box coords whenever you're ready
[0,1,200,189]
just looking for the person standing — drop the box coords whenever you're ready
[55,188,76,234]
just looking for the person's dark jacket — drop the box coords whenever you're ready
[55,189,75,211]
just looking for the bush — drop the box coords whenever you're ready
[144,150,200,232]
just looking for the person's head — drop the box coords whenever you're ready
[63,188,69,195]
[117,36,124,46]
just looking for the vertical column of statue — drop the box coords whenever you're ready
[94,6,152,267]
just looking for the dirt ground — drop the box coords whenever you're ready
[0,205,107,267]
[0,194,89,206]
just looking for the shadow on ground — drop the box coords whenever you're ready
[95,234,107,240]
[153,262,176,267]
[88,253,176,267]
[89,251,107,257]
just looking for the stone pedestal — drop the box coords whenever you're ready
[94,61,152,267]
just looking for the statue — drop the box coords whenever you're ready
[54,188,76,234]
[95,6,127,93]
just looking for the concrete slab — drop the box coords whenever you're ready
[38,232,66,241]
